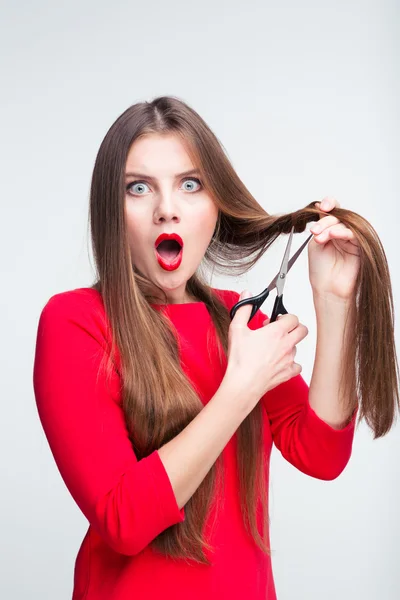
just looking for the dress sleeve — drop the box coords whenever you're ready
[32,293,185,556]
[260,367,357,480]
[227,289,357,480]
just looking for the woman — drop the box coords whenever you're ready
[33,96,397,600]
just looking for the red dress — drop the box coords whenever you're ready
[33,287,357,599]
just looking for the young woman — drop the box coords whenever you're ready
[33,96,397,600]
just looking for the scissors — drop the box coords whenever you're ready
[229,226,314,325]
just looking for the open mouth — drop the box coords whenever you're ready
[156,239,182,261]
[155,237,184,271]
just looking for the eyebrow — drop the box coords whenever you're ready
[125,168,201,180]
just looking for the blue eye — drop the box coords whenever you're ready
[126,177,203,196]
[127,181,149,195]
[181,177,202,192]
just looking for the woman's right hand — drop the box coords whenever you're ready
[225,289,309,406]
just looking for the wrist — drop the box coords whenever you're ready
[220,371,260,412]
[312,289,352,305]
[312,291,352,317]
[312,294,354,339]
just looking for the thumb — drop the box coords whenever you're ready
[232,289,253,326]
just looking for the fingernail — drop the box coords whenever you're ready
[321,200,329,210]
[241,289,252,298]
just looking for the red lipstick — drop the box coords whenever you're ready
[154,233,184,271]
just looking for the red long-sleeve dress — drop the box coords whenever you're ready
[33,286,357,599]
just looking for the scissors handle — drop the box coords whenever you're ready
[269,294,288,322]
[229,288,270,323]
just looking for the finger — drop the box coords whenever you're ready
[292,363,302,375]
[319,197,341,211]
[275,313,300,332]
[310,215,341,234]
[231,290,253,327]
[314,223,354,244]
[328,224,356,240]
[288,323,309,345]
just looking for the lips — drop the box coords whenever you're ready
[154,233,184,271]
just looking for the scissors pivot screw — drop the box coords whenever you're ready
[229,228,313,324]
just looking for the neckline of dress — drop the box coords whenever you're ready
[150,301,206,308]
[88,287,210,310]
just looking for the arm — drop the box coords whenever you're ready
[240,293,357,480]
[33,292,254,556]
[309,293,356,428]
[33,294,185,556]
[158,377,253,509]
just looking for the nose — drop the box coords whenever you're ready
[153,192,181,224]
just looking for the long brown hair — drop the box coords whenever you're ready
[89,95,399,565]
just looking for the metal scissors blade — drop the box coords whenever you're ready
[267,230,314,295]
[275,226,294,296]
[229,228,314,323]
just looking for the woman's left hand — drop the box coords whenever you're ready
[308,197,361,301]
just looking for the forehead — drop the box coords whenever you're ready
[125,133,197,174]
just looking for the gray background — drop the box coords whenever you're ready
[1,0,399,598]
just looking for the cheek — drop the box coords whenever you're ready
[125,210,148,256]
[125,213,138,241]
[192,204,218,235]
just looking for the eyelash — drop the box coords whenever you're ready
[126,177,203,195]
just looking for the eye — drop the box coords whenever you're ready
[126,181,150,195]
[181,177,202,192]
[126,177,203,196]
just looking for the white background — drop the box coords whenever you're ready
[1,0,399,598]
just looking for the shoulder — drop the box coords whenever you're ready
[36,286,108,337]
[39,286,103,314]
[41,287,103,309]
[210,287,240,309]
